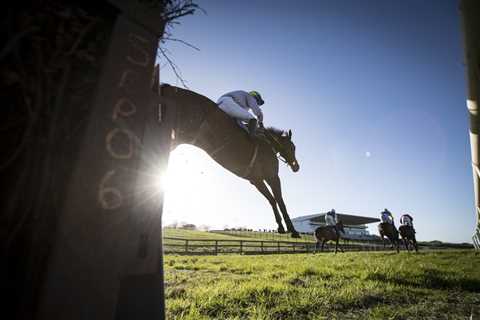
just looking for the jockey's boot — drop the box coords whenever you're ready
[248,119,258,140]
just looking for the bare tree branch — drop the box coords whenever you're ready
[157,1,205,88]
[157,46,189,88]
[162,0,206,22]
[162,37,200,51]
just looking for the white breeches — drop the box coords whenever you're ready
[217,96,255,122]
[325,215,336,226]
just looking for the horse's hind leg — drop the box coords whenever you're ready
[321,240,326,252]
[250,179,285,233]
[265,176,299,238]
[380,234,386,249]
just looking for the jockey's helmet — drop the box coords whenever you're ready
[249,91,264,106]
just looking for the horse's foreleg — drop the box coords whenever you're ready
[412,235,419,252]
[250,179,285,233]
[403,237,410,252]
[321,239,326,252]
[265,176,299,238]
[335,237,338,254]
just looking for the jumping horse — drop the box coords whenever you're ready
[160,85,301,237]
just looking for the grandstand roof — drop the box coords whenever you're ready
[291,212,380,225]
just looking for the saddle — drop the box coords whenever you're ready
[320,225,339,237]
[399,224,416,234]
[380,222,398,235]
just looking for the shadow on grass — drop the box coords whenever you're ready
[366,268,480,293]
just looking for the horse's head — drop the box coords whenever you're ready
[269,128,300,172]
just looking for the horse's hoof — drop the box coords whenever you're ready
[291,231,301,238]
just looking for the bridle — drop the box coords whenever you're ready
[263,129,293,166]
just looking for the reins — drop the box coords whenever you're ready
[263,129,289,165]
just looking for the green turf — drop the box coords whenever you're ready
[208,230,315,242]
[163,228,316,254]
[164,228,314,242]
[164,228,250,240]
[164,250,480,319]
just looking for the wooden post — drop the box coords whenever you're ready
[261,241,264,253]
[215,240,218,255]
[36,3,169,320]
[277,241,280,253]
[185,240,189,254]
[240,241,243,255]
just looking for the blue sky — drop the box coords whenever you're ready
[159,0,475,243]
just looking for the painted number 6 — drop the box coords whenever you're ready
[98,170,123,210]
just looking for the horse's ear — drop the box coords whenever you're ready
[288,129,292,138]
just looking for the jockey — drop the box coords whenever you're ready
[400,213,414,227]
[217,90,264,139]
[381,208,395,225]
[325,209,337,227]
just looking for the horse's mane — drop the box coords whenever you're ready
[160,84,219,114]
[266,126,285,137]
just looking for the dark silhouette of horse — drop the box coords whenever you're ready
[161,85,301,237]
[313,221,345,253]
[399,225,418,252]
[378,223,400,253]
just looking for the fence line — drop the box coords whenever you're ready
[163,237,397,255]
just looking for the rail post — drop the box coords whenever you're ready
[277,241,280,253]
[261,241,264,253]
[34,5,168,320]
[185,240,189,254]
[240,240,243,255]
[215,240,218,255]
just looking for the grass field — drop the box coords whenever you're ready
[163,228,319,254]
[164,250,480,319]
[164,228,315,242]
[164,228,250,240]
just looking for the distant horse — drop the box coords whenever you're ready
[399,225,418,252]
[378,223,400,253]
[313,221,345,253]
[160,85,301,237]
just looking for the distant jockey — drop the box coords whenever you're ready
[325,209,337,226]
[400,213,414,228]
[217,90,264,139]
[381,208,395,226]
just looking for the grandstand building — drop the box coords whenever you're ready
[291,212,380,240]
